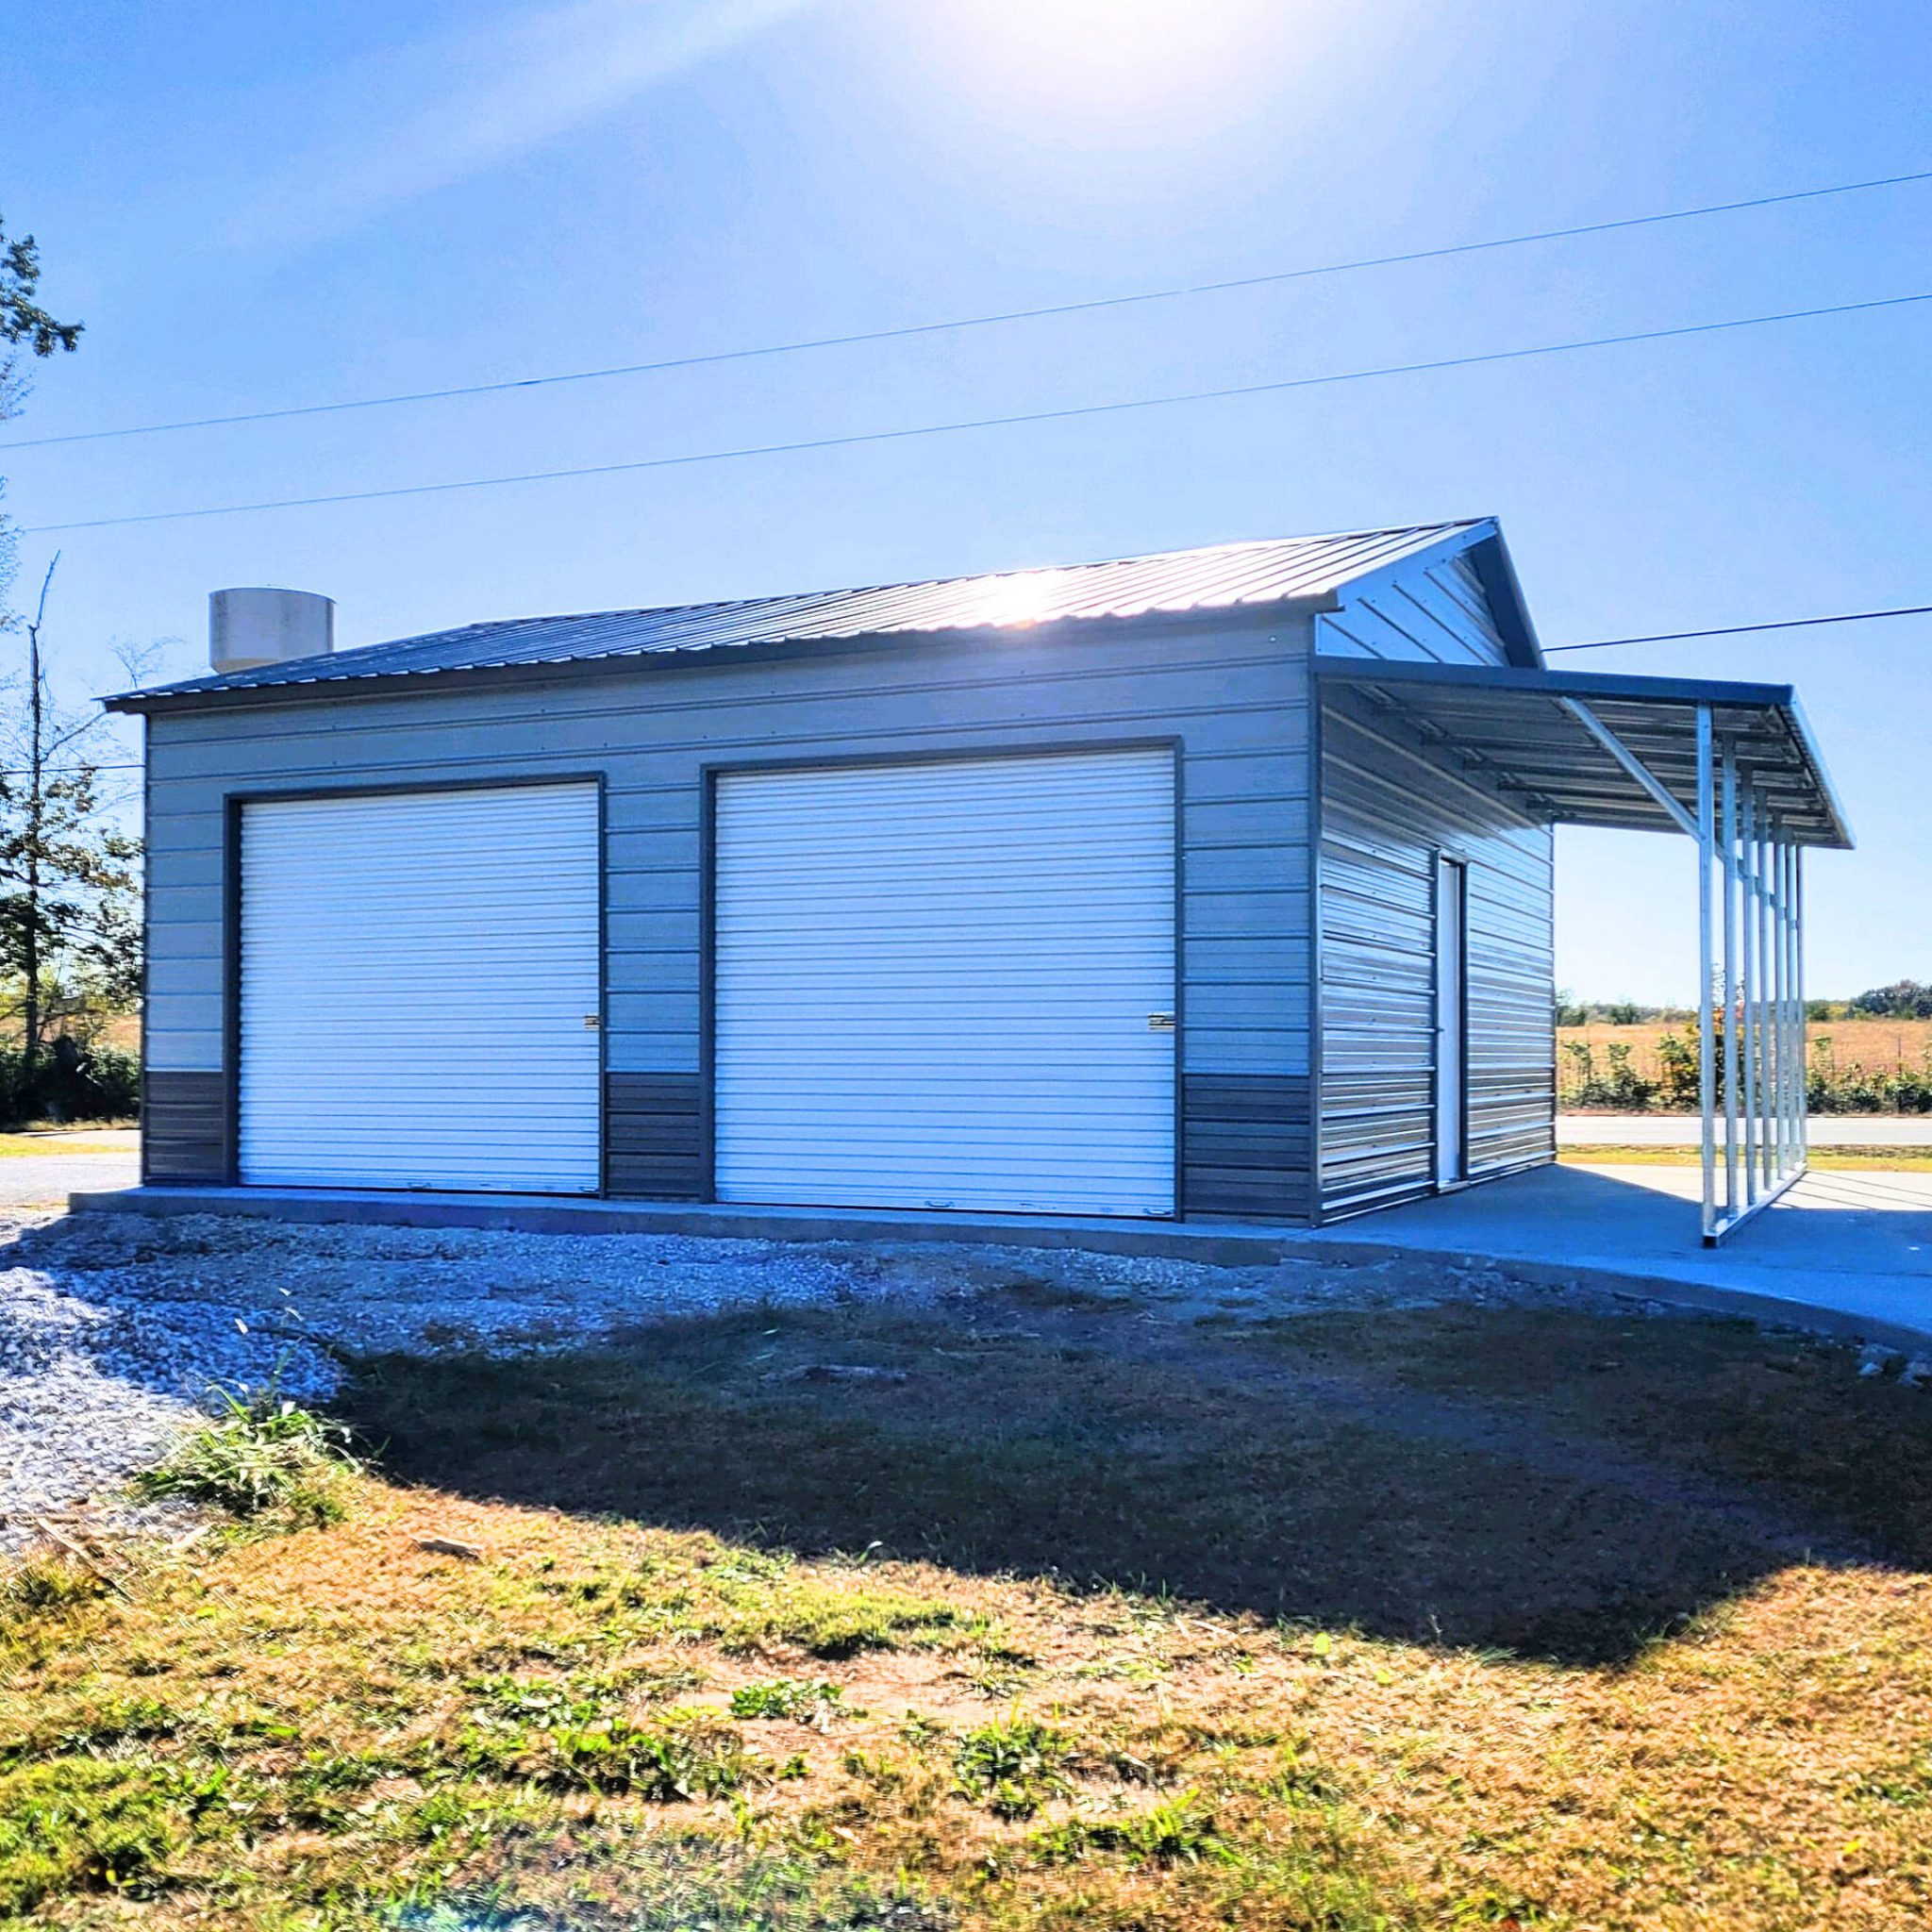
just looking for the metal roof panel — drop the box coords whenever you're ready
[1314,656,1852,848]
[112,522,1490,708]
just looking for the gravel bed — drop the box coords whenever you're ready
[0,1206,1662,1555]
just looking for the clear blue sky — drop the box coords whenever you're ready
[3,0,1927,1003]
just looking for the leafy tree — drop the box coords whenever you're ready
[1,214,83,356]
[1,206,84,618]
[1849,979,1932,1020]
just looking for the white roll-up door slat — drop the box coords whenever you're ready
[240,784,601,1191]
[714,749,1175,1216]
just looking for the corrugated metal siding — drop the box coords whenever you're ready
[712,750,1176,1216]
[1316,554,1513,666]
[1316,683,1555,1218]
[142,617,1316,1214]
[128,525,1483,702]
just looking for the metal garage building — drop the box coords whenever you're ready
[111,519,1851,1236]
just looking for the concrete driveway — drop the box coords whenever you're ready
[1312,1161,1932,1348]
[1,1129,141,1210]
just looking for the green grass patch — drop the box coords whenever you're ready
[955,1714,1074,1818]
[0,1757,236,1914]
[730,1676,852,1723]
[1033,1789,1226,1866]
[132,1386,360,1526]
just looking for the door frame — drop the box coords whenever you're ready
[699,738,1184,1216]
[223,772,608,1193]
[1434,851,1470,1191]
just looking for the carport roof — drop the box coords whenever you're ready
[1315,657,1853,848]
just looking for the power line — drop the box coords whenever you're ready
[1546,603,1932,651]
[10,607,1924,741]
[4,165,1928,454]
[24,288,1932,536]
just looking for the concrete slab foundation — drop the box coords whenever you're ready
[69,1160,1932,1352]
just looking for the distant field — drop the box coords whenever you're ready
[1557,1143,1932,1171]
[1559,1018,1932,1096]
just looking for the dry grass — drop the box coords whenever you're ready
[0,1132,135,1158]
[7,1288,1932,1930]
[1558,1143,1932,1170]
[1559,1019,1932,1084]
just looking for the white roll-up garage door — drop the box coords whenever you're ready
[239,783,601,1191]
[714,748,1175,1216]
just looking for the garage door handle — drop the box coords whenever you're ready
[1147,1013,1175,1031]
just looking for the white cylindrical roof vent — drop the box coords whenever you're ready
[209,588,335,675]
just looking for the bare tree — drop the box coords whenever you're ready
[0,558,142,1096]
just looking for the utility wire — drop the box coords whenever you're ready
[9,603,1926,751]
[3,165,1928,454]
[1544,604,1932,651]
[24,289,1932,536]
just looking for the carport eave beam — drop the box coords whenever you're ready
[1557,698,1702,841]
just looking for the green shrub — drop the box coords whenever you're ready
[1560,1040,1658,1110]
[0,1039,139,1127]
[132,1387,358,1525]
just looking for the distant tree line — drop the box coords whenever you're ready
[1561,982,1932,1026]
[1839,980,1932,1020]
[1554,994,1694,1027]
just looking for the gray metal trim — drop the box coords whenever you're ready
[1172,741,1187,1218]
[142,1072,227,1183]
[1305,676,1326,1225]
[138,715,154,1184]
[1462,525,1545,667]
[1315,654,1803,708]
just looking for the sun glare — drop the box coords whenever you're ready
[910,0,1297,123]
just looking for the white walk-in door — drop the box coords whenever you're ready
[1434,855,1468,1189]
[713,749,1176,1216]
[240,784,601,1191]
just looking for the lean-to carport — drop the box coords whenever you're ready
[1313,659,1854,1245]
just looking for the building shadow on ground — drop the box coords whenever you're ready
[341,1285,1932,1670]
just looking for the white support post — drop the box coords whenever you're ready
[1696,707,1716,1241]
[1721,748,1740,1220]
[1785,850,1800,1158]
[1761,803,1769,1190]
[1766,819,1779,1187]
[1772,835,1788,1176]
[1704,811,1810,1244]
[1740,780,1758,1206]
[1779,837,1796,1176]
